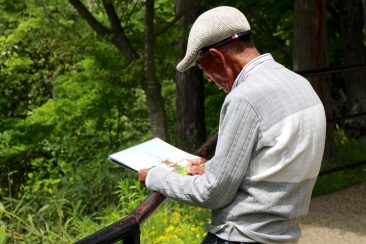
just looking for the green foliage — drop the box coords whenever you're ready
[313,127,366,196]
[0,186,210,243]
[313,166,366,197]
[204,82,226,136]
[0,224,5,244]
[0,9,152,241]
[0,0,152,194]
[114,178,149,212]
[0,166,141,243]
[1,0,169,242]
[334,126,366,163]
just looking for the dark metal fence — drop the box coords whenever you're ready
[296,63,366,77]
[76,64,366,244]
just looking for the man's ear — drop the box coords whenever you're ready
[208,48,226,66]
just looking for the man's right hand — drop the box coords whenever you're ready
[186,158,207,175]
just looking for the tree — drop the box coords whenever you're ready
[144,0,170,141]
[174,0,206,151]
[293,0,336,161]
[68,0,170,141]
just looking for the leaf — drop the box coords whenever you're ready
[37,204,50,214]
[0,224,6,244]
[0,202,4,212]
[63,217,73,231]
[27,214,34,228]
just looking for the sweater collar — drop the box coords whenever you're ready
[232,53,274,89]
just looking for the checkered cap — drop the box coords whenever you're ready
[176,6,251,72]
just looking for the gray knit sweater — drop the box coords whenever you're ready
[146,54,326,243]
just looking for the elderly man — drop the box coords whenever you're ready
[138,6,326,244]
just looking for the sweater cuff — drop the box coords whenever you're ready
[145,167,171,191]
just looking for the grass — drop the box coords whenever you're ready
[312,165,366,196]
[0,194,210,243]
[312,127,366,196]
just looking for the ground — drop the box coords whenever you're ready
[300,182,366,244]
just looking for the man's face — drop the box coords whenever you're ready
[196,50,234,93]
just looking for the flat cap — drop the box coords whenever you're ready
[176,6,251,72]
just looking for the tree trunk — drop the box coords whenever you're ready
[69,0,170,141]
[334,0,366,138]
[144,0,170,141]
[174,0,205,151]
[294,0,336,161]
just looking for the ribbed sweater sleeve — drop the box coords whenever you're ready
[146,96,260,209]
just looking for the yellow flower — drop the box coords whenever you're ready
[190,226,200,233]
[165,225,174,233]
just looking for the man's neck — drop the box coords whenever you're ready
[230,48,261,78]
[238,48,261,68]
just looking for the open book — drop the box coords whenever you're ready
[108,138,200,175]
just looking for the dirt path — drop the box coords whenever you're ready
[300,182,366,244]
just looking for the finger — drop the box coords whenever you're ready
[189,158,206,165]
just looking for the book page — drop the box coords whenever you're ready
[108,138,199,174]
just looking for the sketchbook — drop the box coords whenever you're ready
[108,138,199,175]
